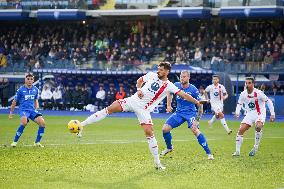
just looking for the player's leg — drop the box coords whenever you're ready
[233,122,251,156]
[208,112,217,127]
[11,115,28,147]
[33,115,46,147]
[218,111,232,134]
[249,121,264,156]
[160,114,184,156]
[191,120,213,159]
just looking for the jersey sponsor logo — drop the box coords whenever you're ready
[150,82,160,92]
[25,95,35,100]
[214,92,219,96]
[248,102,255,110]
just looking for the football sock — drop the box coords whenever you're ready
[35,126,45,143]
[254,130,263,150]
[196,132,211,155]
[163,131,173,149]
[209,115,217,125]
[147,135,160,164]
[13,125,25,142]
[81,108,108,126]
[220,118,230,132]
[236,134,243,153]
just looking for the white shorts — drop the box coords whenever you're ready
[211,103,223,114]
[117,97,153,125]
[241,112,266,126]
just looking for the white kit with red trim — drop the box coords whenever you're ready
[205,83,227,113]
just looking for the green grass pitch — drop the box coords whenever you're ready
[0,114,283,189]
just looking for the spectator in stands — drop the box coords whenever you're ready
[63,86,73,110]
[115,86,126,100]
[263,51,273,71]
[52,87,63,110]
[96,86,106,110]
[73,85,84,110]
[80,86,90,107]
[106,85,116,106]
[0,49,7,68]
[40,86,53,110]
[0,78,9,108]
[193,48,202,66]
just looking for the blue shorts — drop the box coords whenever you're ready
[166,112,197,129]
[19,109,42,122]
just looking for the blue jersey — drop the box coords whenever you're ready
[175,82,201,114]
[15,85,39,112]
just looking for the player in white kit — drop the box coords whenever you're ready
[233,77,275,156]
[205,75,232,134]
[74,62,202,170]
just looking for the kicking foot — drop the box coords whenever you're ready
[160,148,173,156]
[11,142,17,147]
[76,125,83,138]
[208,154,214,160]
[232,151,240,157]
[34,142,44,147]
[249,147,257,157]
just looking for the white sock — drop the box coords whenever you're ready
[81,108,108,127]
[147,135,160,165]
[220,118,230,132]
[236,134,243,153]
[254,130,263,150]
[209,115,217,124]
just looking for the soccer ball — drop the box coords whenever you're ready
[67,120,81,133]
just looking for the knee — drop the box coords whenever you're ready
[21,119,28,126]
[191,122,199,135]
[162,124,172,133]
[218,113,224,119]
[143,126,153,137]
[38,118,46,127]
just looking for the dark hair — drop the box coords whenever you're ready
[245,77,255,83]
[212,74,220,79]
[158,61,171,71]
[25,73,34,78]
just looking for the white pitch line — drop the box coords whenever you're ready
[1,136,283,147]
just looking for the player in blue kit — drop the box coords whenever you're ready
[9,73,46,147]
[160,70,214,160]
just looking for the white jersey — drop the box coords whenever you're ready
[132,72,181,112]
[236,88,274,117]
[205,83,227,106]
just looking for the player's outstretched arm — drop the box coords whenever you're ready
[266,98,275,122]
[9,99,16,119]
[136,76,145,99]
[166,92,173,113]
[177,91,200,106]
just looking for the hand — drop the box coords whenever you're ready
[137,90,144,99]
[270,115,275,122]
[166,106,173,113]
[234,113,239,119]
[9,112,13,119]
[196,101,201,107]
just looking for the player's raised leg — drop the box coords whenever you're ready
[11,116,28,147]
[249,122,263,156]
[191,121,214,160]
[77,100,123,137]
[141,123,165,170]
[208,114,217,127]
[233,123,250,156]
[34,116,46,147]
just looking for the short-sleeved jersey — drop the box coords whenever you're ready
[15,85,39,111]
[205,83,227,106]
[175,82,200,114]
[237,88,269,116]
[132,72,181,112]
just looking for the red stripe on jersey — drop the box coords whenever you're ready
[175,89,181,95]
[254,92,261,115]
[145,83,168,109]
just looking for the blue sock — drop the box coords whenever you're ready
[35,127,45,143]
[197,133,211,155]
[13,125,25,142]
[163,131,173,149]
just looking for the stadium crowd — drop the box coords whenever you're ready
[0,21,284,72]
